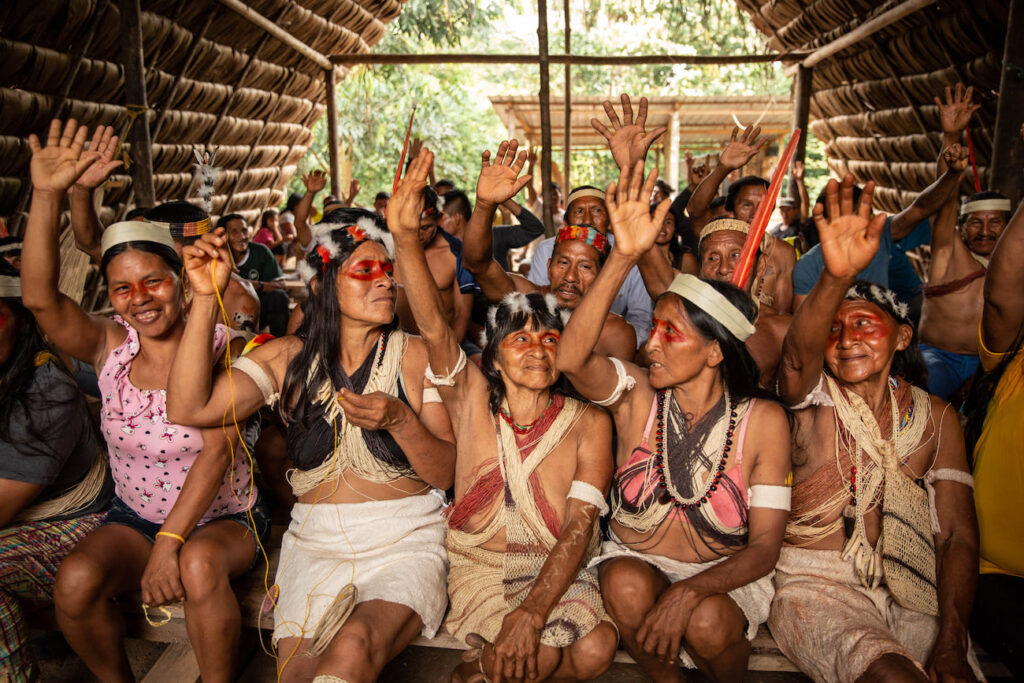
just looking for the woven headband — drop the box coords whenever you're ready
[845,281,911,326]
[699,218,760,244]
[0,241,22,255]
[557,224,609,257]
[0,275,20,298]
[565,188,605,209]
[961,198,1011,216]
[101,221,177,255]
[148,216,211,239]
[667,274,755,341]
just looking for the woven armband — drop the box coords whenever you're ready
[749,484,791,511]
[422,387,442,404]
[425,347,467,387]
[923,468,975,534]
[232,356,279,407]
[568,480,609,516]
[593,357,636,407]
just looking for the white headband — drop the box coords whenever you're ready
[961,198,1011,216]
[565,188,605,209]
[667,274,756,342]
[0,275,20,298]
[101,221,177,256]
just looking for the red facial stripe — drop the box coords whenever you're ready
[110,277,175,300]
[344,260,393,281]
[500,331,560,349]
[650,318,686,343]
[828,313,891,344]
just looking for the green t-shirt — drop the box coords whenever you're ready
[237,243,283,282]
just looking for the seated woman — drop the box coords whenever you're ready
[556,161,792,682]
[391,148,617,682]
[0,263,111,681]
[22,119,268,683]
[164,208,456,682]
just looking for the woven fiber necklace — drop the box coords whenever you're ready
[654,387,738,510]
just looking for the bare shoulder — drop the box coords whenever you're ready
[749,397,790,434]
[576,401,612,434]
[402,334,430,372]
[599,311,638,357]
[252,334,303,379]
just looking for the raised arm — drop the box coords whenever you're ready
[557,161,667,408]
[165,229,274,427]
[687,126,767,226]
[935,84,980,176]
[590,93,666,173]
[982,126,1024,353]
[778,175,887,405]
[294,170,326,252]
[890,165,964,240]
[21,119,119,366]
[461,140,535,301]
[69,125,123,263]
[792,161,809,219]
[929,145,970,256]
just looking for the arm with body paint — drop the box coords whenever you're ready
[778,176,887,405]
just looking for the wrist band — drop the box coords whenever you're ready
[156,531,186,544]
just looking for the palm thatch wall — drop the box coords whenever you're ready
[736,0,1008,213]
[0,0,404,226]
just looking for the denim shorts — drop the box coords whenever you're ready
[102,494,272,568]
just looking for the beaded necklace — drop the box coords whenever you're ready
[499,396,553,434]
[653,387,738,510]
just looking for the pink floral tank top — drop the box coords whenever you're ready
[98,316,255,523]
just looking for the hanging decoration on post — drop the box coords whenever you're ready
[731,128,801,291]
[190,146,221,213]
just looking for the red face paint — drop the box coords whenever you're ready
[344,260,393,281]
[500,330,560,350]
[109,276,176,302]
[828,310,892,346]
[650,318,687,344]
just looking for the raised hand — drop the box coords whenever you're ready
[688,154,712,187]
[476,140,532,206]
[409,137,424,159]
[27,119,99,194]
[591,93,667,171]
[74,125,123,191]
[934,83,980,135]
[942,144,970,173]
[606,160,670,261]
[719,125,767,171]
[182,228,233,299]
[792,160,805,181]
[388,147,433,236]
[302,169,327,194]
[814,175,887,280]
[345,178,361,205]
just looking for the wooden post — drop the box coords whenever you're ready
[562,0,571,192]
[789,64,812,198]
[989,0,1024,204]
[325,67,341,198]
[667,107,680,190]
[119,0,155,208]
[538,0,554,235]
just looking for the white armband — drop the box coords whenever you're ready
[422,386,442,404]
[425,347,467,387]
[568,480,609,516]
[748,484,791,511]
[923,468,975,534]
[593,357,636,407]
[231,356,279,407]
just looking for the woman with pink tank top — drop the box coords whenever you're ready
[556,162,793,681]
[21,119,267,683]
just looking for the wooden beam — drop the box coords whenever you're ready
[802,0,938,68]
[562,0,571,191]
[119,0,155,208]
[325,67,341,197]
[214,0,341,75]
[538,0,554,236]
[330,53,804,66]
[789,65,812,198]
[989,0,1024,203]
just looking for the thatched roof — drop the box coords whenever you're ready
[0,0,404,226]
[736,0,1008,212]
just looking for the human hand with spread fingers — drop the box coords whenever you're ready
[719,125,768,172]
[605,160,671,262]
[28,119,100,195]
[302,169,327,194]
[591,93,667,171]
[182,228,233,300]
[935,83,981,136]
[388,147,434,239]
[814,174,887,281]
[475,139,533,208]
[74,125,123,191]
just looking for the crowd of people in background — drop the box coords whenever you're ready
[0,83,1021,683]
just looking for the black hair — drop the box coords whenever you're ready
[963,325,1023,461]
[260,209,278,228]
[442,189,472,222]
[125,207,149,220]
[99,241,183,282]
[0,263,86,446]
[653,202,688,269]
[217,213,245,229]
[374,191,391,201]
[725,176,768,213]
[709,196,727,210]
[479,293,572,414]
[550,181,562,194]
[435,179,456,190]
[653,278,764,402]
[654,179,675,196]
[145,200,207,224]
[422,185,440,213]
[814,184,863,222]
[285,193,303,213]
[798,216,819,248]
[958,191,1012,226]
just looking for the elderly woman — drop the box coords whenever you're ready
[21,119,267,683]
[556,161,792,682]
[770,176,982,683]
[392,147,618,683]
[164,206,456,681]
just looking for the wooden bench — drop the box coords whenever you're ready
[31,530,1013,680]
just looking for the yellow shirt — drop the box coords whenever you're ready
[973,326,1024,578]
